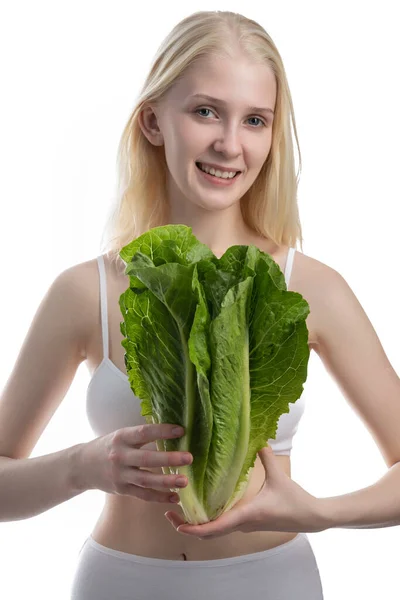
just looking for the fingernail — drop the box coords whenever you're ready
[172,427,184,436]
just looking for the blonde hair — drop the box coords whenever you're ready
[100,10,304,272]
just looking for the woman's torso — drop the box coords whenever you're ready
[84,238,320,561]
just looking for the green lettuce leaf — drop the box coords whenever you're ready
[119,225,310,524]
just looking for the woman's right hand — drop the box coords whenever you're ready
[77,424,193,503]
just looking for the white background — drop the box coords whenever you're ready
[0,1,399,598]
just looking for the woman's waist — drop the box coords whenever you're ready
[91,491,297,561]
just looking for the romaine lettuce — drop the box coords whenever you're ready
[119,225,310,524]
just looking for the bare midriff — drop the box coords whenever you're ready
[90,454,298,561]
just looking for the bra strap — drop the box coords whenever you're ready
[284,247,296,288]
[96,255,109,359]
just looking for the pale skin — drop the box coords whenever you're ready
[1,50,400,562]
[138,51,278,257]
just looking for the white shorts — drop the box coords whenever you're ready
[70,532,324,599]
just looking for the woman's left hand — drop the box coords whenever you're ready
[165,446,327,539]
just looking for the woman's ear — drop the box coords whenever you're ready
[138,105,164,147]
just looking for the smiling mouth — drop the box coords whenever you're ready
[195,162,241,178]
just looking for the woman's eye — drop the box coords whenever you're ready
[248,116,266,128]
[195,108,266,128]
[196,107,214,118]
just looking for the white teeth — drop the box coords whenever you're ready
[198,162,238,179]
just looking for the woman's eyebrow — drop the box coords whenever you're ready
[188,93,274,115]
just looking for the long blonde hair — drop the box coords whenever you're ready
[100,10,304,271]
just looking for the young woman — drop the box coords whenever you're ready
[1,10,400,600]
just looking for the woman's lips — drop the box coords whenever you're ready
[195,162,242,186]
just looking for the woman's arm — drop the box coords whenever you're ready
[311,265,400,530]
[317,460,400,530]
[0,264,93,521]
[0,444,85,522]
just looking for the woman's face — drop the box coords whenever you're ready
[140,53,277,214]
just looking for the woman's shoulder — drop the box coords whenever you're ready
[291,248,340,350]
[291,247,333,288]
[61,253,124,360]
